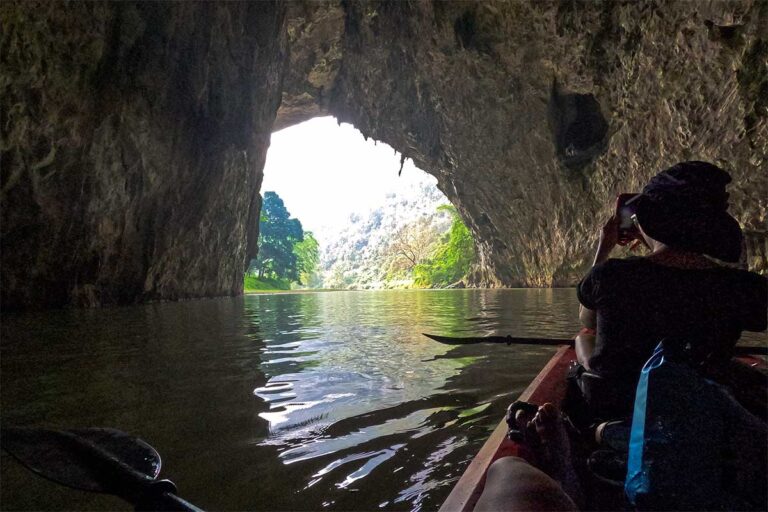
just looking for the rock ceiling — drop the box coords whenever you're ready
[1,0,765,308]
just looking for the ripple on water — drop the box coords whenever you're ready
[1,289,582,511]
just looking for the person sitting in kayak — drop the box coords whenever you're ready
[574,161,767,418]
[480,162,767,510]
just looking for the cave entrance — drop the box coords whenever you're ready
[252,116,462,291]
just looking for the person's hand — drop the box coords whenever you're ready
[593,215,619,265]
[598,215,619,249]
[629,238,648,252]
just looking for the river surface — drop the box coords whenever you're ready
[2,289,763,511]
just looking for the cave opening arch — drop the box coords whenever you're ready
[256,116,464,290]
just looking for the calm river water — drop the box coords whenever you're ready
[5,288,759,511]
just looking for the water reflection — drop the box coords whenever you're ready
[243,290,579,511]
[2,289,587,511]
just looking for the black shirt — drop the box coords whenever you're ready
[577,257,767,390]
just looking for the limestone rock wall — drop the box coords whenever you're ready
[310,0,767,286]
[1,1,286,309]
[2,0,766,309]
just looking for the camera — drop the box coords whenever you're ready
[616,193,641,245]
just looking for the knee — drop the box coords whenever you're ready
[488,455,532,471]
[486,456,552,487]
[485,456,528,481]
[479,457,577,512]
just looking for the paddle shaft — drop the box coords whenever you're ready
[422,333,573,346]
[136,492,204,512]
[422,333,767,356]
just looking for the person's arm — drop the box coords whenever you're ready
[592,214,619,267]
[579,304,596,329]
[578,215,620,328]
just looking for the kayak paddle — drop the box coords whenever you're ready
[422,333,768,356]
[0,427,203,512]
[422,333,574,346]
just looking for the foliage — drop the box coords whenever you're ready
[316,180,450,289]
[252,192,304,282]
[413,204,475,287]
[243,275,292,291]
[293,232,320,286]
[324,267,355,290]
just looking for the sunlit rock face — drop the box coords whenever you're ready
[280,0,767,286]
[3,0,766,309]
[1,2,286,308]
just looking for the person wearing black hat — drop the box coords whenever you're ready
[575,161,767,416]
[573,161,767,510]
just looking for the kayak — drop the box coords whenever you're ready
[439,346,767,512]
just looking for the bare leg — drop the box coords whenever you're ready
[574,333,595,370]
[475,456,578,512]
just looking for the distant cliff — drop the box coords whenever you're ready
[319,179,450,289]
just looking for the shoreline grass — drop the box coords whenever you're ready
[244,288,342,295]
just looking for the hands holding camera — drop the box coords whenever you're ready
[592,214,646,267]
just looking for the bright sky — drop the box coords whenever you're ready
[261,117,436,240]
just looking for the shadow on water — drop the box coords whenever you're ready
[2,289,582,511]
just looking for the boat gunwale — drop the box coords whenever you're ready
[438,345,573,512]
[439,348,767,512]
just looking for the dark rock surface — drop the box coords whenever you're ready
[2,2,286,308]
[2,0,766,308]
[289,0,767,287]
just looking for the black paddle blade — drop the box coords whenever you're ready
[422,333,574,346]
[421,332,507,345]
[422,333,766,356]
[1,427,161,493]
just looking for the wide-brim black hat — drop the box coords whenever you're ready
[634,161,743,263]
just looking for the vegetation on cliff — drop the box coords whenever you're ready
[413,205,476,287]
[319,181,451,289]
[318,182,476,290]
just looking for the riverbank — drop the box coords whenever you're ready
[243,275,292,292]
[244,288,341,295]
[244,275,342,294]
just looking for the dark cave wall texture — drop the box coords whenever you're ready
[2,2,286,308]
[2,0,766,309]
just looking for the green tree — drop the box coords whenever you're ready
[254,192,303,281]
[413,204,475,287]
[294,231,320,286]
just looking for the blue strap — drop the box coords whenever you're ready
[625,342,664,504]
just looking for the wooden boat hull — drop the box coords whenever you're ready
[440,346,573,512]
[439,346,767,512]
